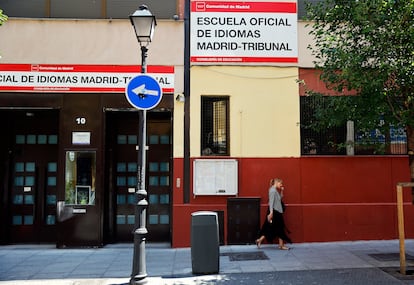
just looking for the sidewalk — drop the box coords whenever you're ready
[1,240,414,284]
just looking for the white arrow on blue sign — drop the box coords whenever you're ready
[125,74,163,110]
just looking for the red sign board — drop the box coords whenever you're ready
[0,64,175,93]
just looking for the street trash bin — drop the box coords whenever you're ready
[191,211,220,274]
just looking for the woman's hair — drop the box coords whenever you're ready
[270,178,282,186]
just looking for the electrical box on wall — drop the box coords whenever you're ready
[193,159,238,196]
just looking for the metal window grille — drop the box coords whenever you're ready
[201,97,229,156]
[300,96,346,155]
[300,96,407,155]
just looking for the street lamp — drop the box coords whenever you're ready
[129,5,156,285]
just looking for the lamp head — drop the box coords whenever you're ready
[130,5,157,45]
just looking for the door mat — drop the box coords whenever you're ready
[221,251,269,261]
[369,253,414,261]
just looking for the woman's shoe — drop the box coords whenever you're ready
[278,245,290,250]
[255,239,261,248]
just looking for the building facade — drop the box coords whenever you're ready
[0,1,184,247]
[0,0,412,248]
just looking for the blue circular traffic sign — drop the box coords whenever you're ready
[125,75,162,110]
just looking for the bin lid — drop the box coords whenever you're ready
[191,211,218,217]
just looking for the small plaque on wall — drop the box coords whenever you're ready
[72,132,91,145]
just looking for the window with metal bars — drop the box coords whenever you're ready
[300,96,407,155]
[201,96,229,156]
[300,96,346,155]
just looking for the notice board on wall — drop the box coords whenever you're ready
[193,159,238,196]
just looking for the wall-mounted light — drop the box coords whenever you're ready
[175,93,185,102]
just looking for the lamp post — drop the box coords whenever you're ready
[129,5,156,285]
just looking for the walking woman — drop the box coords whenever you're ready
[256,178,291,250]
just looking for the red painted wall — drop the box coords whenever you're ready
[299,68,356,96]
[172,156,412,248]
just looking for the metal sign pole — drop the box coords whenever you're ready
[130,45,149,285]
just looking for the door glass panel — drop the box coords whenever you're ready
[47,176,57,186]
[127,176,137,187]
[127,215,135,224]
[46,215,55,225]
[46,195,56,205]
[149,135,159,144]
[117,176,126,186]
[24,195,34,204]
[127,194,135,204]
[117,194,126,204]
[117,215,126,224]
[24,215,34,225]
[38,135,47,144]
[149,215,158,224]
[149,194,158,204]
[117,135,127,144]
[160,215,169,224]
[160,176,169,186]
[48,135,58,144]
[160,135,170,144]
[127,162,137,172]
[117,162,126,172]
[160,162,169,172]
[25,176,35,186]
[13,195,23,204]
[27,135,36,144]
[16,135,25,144]
[159,194,169,204]
[149,162,158,172]
[48,162,57,172]
[15,177,24,186]
[26,162,35,172]
[127,135,137,144]
[65,151,96,205]
[12,216,23,225]
[149,176,159,186]
[15,163,24,172]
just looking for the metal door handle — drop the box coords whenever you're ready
[57,201,73,222]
